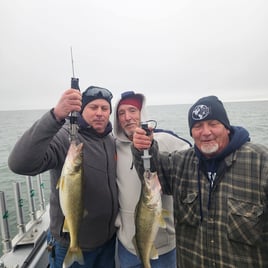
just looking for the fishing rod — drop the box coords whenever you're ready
[69,46,80,142]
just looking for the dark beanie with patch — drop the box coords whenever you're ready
[81,86,113,114]
[188,95,231,136]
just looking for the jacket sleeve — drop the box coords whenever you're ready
[8,110,67,176]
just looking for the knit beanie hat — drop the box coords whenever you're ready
[117,91,143,111]
[188,95,231,135]
[81,86,113,114]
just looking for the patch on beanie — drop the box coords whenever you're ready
[192,104,210,120]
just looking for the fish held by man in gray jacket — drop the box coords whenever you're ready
[132,170,169,268]
[56,141,85,268]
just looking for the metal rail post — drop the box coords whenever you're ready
[26,176,37,221]
[0,191,12,253]
[37,174,46,212]
[13,182,26,235]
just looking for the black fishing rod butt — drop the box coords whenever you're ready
[71,77,80,90]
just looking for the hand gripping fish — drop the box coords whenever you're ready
[56,141,85,268]
[133,169,169,268]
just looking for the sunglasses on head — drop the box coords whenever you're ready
[84,86,113,100]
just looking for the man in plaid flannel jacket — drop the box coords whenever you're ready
[131,95,268,268]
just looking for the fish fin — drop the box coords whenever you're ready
[132,236,140,258]
[56,178,61,189]
[162,209,171,218]
[150,245,159,260]
[56,176,65,189]
[158,209,170,228]
[63,246,84,268]
[158,214,167,229]
[62,218,69,232]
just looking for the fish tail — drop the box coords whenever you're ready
[63,246,84,268]
[143,260,152,268]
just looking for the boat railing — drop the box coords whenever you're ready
[0,174,48,255]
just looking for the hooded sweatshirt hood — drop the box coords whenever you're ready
[113,92,148,141]
[195,125,250,163]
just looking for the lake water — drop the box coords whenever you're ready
[0,100,268,254]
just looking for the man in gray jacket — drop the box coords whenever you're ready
[114,91,190,267]
[8,86,118,268]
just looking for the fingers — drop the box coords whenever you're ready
[64,89,82,109]
[53,89,82,121]
[133,127,153,150]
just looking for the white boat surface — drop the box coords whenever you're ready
[0,175,50,268]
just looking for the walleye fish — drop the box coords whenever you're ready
[133,171,169,268]
[56,141,84,268]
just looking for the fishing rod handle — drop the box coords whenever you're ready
[71,77,80,90]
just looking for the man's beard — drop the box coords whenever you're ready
[124,129,134,140]
[200,143,219,156]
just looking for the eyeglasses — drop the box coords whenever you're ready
[83,86,113,100]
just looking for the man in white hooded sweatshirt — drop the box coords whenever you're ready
[114,91,191,267]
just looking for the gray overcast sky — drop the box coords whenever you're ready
[1,0,268,111]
